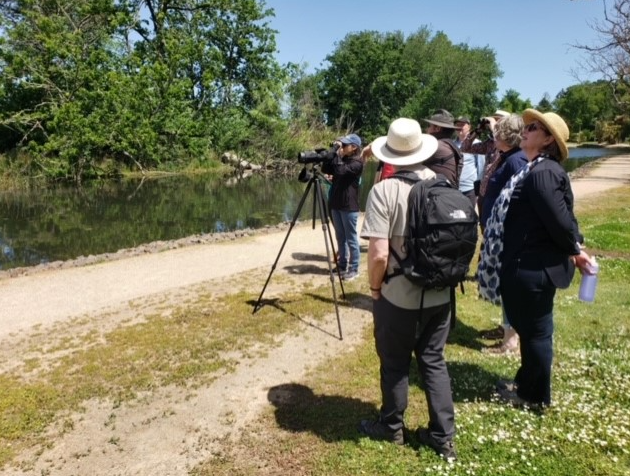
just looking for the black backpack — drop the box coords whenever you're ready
[387,171,478,324]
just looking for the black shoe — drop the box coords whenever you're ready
[416,428,457,461]
[495,379,518,392]
[496,387,543,411]
[480,325,504,340]
[358,419,404,445]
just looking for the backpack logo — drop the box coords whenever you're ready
[449,210,468,220]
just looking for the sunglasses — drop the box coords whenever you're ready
[524,122,549,134]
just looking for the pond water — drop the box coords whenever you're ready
[0,148,621,270]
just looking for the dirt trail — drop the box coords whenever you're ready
[2,155,629,475]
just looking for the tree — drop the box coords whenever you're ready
[316,27,502,141]
[575,0,630,114]
[318,30,414,139]
[0,0,284,182]
[537,94,554,112]
[401,30,500,125]
[498,89,532,114]
[554,81,617,142]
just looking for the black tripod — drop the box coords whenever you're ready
[252,165,345,340]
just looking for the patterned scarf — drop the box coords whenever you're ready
[477,156,545,304]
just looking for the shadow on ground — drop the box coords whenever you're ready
[268,383,377,443]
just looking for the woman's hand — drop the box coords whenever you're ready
[361,143,373,162]
[573,250,595,274]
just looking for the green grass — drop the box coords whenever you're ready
[192,186,630,476]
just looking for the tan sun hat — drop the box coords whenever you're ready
[371,118,438,166]
[522,108,570,161]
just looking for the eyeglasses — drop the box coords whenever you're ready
[524,122,549,134]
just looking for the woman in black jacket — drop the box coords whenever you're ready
[321,134,364,281]
[481,109,594,408]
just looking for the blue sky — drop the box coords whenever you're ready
[263,0,607,104]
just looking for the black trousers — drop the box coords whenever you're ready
[372,297,455,443]
[501,261,556,405]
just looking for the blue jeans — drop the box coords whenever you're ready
[331,209,360,273]
[500,261,556,405]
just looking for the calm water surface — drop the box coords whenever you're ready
[0,148,619,270]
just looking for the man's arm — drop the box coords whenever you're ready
[367,237,389,298]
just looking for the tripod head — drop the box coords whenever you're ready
[298,163,332,186]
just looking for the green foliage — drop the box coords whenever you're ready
[554,81,615,141]
[536,93,554,112]
[316,27,502,141]
[498,88,533,113]
[401,30,501,125]
[0,0,284,182]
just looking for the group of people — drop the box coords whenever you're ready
[326,107,595,461]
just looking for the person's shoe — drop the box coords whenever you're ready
[342,270,359,281]
[479,325,504,340]
[357,419,404,445]
[416,428,457,461]
[332,266,347,276]
[496,387,542,411]
[482,342,519,355]
[495,379,518,392]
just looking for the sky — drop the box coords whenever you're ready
[263,0,608,104]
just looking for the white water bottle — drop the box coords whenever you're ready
[578,257,599,302]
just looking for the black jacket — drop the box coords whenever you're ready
[321,153,363,212]
[501,157,582,289]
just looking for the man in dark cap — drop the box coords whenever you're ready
[422,109,464,186]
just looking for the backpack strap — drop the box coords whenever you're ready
[383,170,420,284]
[450,286,456,330]
[384,246,404,283]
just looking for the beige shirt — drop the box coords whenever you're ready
[360,164,450,310]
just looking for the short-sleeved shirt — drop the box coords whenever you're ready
[360,165,450,310]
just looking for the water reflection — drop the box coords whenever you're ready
[0,149,618,270]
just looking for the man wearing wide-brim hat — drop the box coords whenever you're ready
[421,109,463,187]
[358,117,457,461]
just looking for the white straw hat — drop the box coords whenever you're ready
[371,118,438,166]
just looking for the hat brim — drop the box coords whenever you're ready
[422,118,461,130]
[371,134,438,166]
[522,109,569,161]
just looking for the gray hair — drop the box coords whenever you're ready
[494,114,523,148]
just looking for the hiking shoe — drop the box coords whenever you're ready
[332,266,347,275]
[482,342,519,356]
[416,428,457,461]
[357,419,404,445]
[342,270,359,281]
[496,387,542,411]
[480,325,504,340]
[496,379,518,392]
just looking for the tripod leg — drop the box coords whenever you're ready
[253,178,314,313]
[314,178,344,340]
